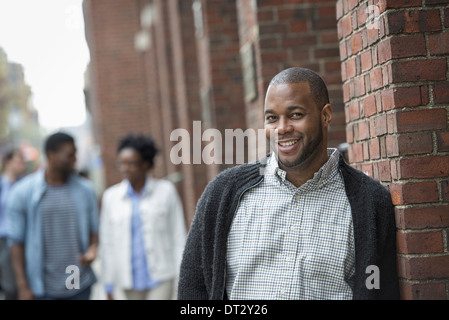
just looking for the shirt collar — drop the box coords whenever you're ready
[1,175,11,187]
[125,177,152,198]
[267,148,340,188]
[1,174,24,187]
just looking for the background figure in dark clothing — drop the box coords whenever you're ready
[7,132,99,300]
[0,148,26,300]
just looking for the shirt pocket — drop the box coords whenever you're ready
[303,251,353,300]
[140,204,168,234]
[110,209,127,225]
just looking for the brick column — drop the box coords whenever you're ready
[152,0,178,178]
[198,0,248,173]
[166,0,209,225]
[243,0,346,147]
[139,1,166,179]
[83,0,152,187]
[337,0,449,299]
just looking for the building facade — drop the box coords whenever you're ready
[83,0,449,299]
[0,48,42,164]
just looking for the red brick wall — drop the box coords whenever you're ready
[200,0,249,170]
[152,0,178,178]
[246,0,347,148]
[337,0,449,299]
[236,0,265,132]
[85,2,449,288]
[166,0,209,225]
[83,0,350,226]
[83,0,152,188]
[139,1,166,179]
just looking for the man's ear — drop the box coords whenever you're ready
[321,103,332,127]
[46,151,55,163]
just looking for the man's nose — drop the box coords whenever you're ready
[276,117,294,135]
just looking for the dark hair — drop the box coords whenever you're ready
[3,148,19,163]
[117,133,158,168]
[2,148,21,172]
[44,132,75,155]
[268,67,330,109]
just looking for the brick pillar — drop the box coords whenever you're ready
[197,0,248,175]
[337,0,449,299]
[243,0,346,147]
[152,0,178,179]
[139,1,167,179]
[166,0,209,225]
[83,0,152,188]
[236,0,265,131]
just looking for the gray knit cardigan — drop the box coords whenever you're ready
[178,153,400,300]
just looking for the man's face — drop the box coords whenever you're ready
[264,81,331,170]
[48,142,77,175]
[8,151,26,177]
[116,148,149,184]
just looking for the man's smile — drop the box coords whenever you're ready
[276,138,301,154]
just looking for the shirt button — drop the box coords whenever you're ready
[280,289,286,295]
[286,256,292,262]
[295,194,300,200]
[290,226,297,232]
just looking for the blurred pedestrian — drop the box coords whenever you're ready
[99,133,186,300]
[6,132,99,300]
[0,148,26,300]
[78,168,89,179]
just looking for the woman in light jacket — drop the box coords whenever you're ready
[99,133,187,300]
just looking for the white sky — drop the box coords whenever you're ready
[0,0,90,131]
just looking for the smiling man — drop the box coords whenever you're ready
[7,132,99,300]
[178,67,399,300]
[264,79,330,187]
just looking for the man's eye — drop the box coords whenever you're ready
[291,112,303,118]
[265,115,277,121]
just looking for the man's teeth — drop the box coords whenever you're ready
[279,140,298,147]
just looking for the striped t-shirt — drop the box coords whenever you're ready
[40,183,95,298]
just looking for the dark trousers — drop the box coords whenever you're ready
[0,237,17,300]
[37,286,92,300]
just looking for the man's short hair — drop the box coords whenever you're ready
[1,148,21,172]
[3,148,19,163]
[117,133,159,168]
[44,132,75,155]
[268,67,330,109]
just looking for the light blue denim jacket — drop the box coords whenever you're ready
[6,170,99,297]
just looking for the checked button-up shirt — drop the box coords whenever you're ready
[226,148,355,300]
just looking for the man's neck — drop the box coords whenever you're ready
[3,171,18,184]
[281,149,329,188]
[45,168,68,186]
[130,177,146,195]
